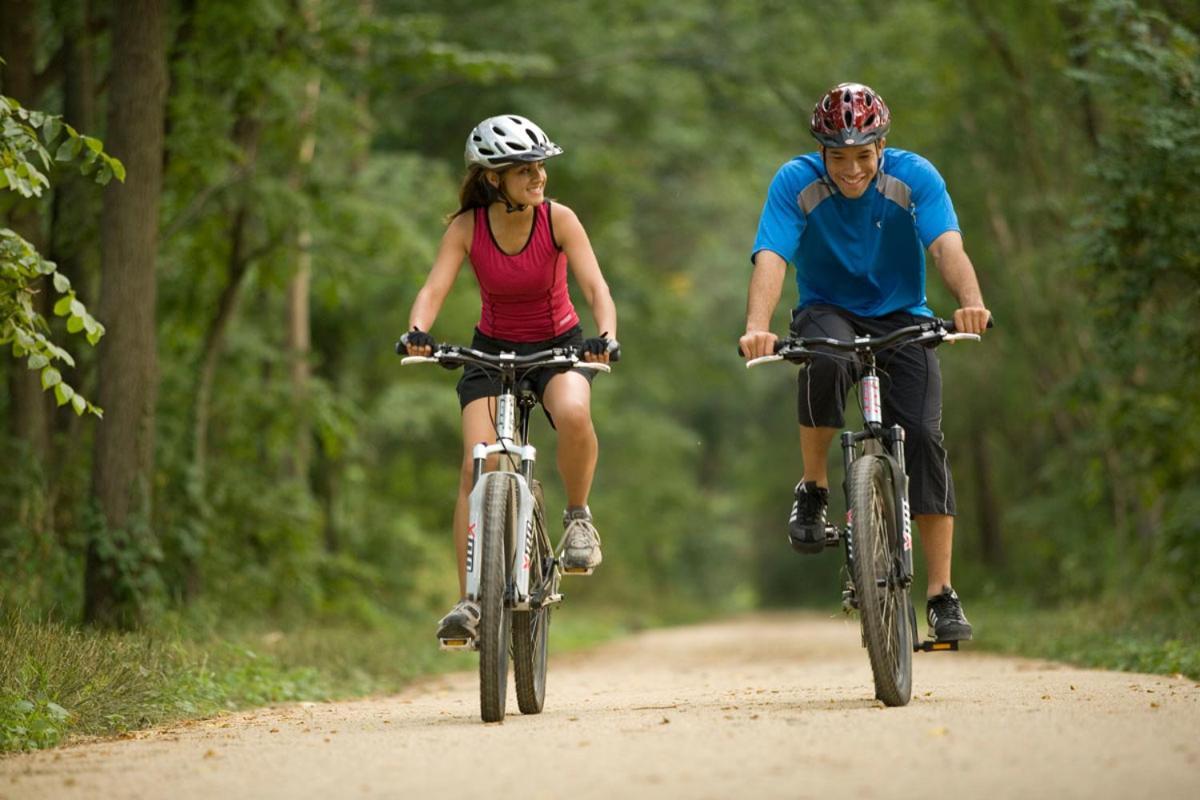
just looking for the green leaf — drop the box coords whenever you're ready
[67,315,84,334]
[82,135,102,154]
[42,116,62,145]
[71,393,87,416]
[54,382,74,406]
[96,163,114,186]
[40,367,61,389]
[27,354,50,370]
[52,271,71,293]
[109,157,127,183]
[55,136,82,162]
[54,294,73,316]
[69,299,86,317]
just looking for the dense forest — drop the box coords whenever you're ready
[2,0,1197,649]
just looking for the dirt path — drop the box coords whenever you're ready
[2,614,1198,800]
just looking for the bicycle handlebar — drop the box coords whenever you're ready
[398,343,613,373]
[743,316,993,367]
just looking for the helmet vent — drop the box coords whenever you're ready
[506,140,527,151]
[864,114,876,127]
[478,147,495,156]
[864,93,874,106]
[843,89,852,102]
[844,109,854,126]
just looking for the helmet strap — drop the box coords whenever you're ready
[486,169,527,213]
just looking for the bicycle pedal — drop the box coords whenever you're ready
[561,566,594,576]
[916,639,960,653]
[438,638,477,652]
[823,525,840,547]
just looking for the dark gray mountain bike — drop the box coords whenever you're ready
[400,343,610,722]
[746,317,985,706]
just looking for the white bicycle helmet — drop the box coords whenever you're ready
[464,115,564,168]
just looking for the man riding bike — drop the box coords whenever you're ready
[738,83,990,643]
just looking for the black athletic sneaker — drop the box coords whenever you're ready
[788,481,829,554]
[926,586,973,642]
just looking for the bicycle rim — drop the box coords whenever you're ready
[848,455,913,706]
[513,480,551,714]
[478,474,514,722]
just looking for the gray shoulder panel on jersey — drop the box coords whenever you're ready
[797,178,835,215]
[875,172,912,210]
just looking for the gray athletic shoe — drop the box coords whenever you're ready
[561,509,602,572]
[436,598,481,642]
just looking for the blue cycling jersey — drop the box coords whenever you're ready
[751,148,960,318]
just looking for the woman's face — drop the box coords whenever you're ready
[492,161,547,206]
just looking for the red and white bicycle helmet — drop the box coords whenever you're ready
[810,83,891,147]
[465,115,564,168]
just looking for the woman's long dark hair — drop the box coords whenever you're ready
[445,165,501,224]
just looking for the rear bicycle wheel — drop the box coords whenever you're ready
[848,454,913,706]
[478,474,515,722]
[513,479,552,714]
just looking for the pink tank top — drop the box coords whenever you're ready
[469,202,580,342]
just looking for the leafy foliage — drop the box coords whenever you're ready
[1,95,116,416]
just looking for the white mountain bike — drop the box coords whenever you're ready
[400,343,610,722]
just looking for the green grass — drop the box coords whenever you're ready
[969,599,1200,680]
[0,605,633,754]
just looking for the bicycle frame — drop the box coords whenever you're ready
[838,352,914,589]
[403,345,609,611]
[463,381,542,610]
[745,317,983,624]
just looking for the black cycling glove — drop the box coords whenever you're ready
[582,333,620,362]
[399,327,435,351]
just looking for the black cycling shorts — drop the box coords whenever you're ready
[456,326,595,424]
[790,304,956,517]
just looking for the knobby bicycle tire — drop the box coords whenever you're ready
[513,479,551,714]
[848,454,913,707]
[478,473,515,722]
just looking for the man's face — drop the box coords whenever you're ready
[822,141,883,198]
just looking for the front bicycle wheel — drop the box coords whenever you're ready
[478,473,514,723]
[513,479,552,714]
[847,454,913,706]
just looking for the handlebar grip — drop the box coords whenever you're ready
[737,338,786,358]
[942,315,995,333]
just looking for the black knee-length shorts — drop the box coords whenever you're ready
[790,304,956,517]
[456,326,595,426]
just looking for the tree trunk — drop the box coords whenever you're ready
[49,0,98,446]
[182,113,262,601]
[84,0,168,629]
[284,3,321,481]
[1,0,51,466]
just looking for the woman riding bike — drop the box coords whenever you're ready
[400,115,618,645]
